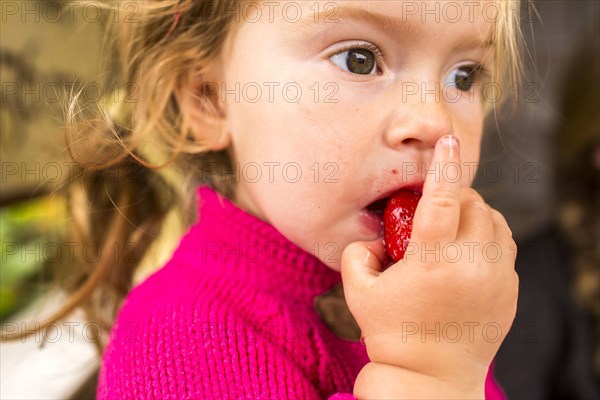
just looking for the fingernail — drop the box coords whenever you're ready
[439,135,460,157]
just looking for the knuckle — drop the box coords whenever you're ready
[428,189,458,209]
[492,209,513,236]
[512,270,520,289]
[461,190,488,211]
[461,187,484,202]
[473,200,489,213]
[491,208,507,222]
[509,239,518,259]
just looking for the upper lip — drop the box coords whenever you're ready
[364,180,425,210]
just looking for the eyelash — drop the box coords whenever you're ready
[330,41,385,66]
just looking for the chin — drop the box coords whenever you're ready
[322,259,342,272]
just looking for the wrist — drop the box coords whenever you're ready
[354,361,484,399]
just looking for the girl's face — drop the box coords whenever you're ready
[218,0,495,271]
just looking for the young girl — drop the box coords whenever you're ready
[34,0,523,398]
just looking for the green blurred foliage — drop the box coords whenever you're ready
[0,195,66,320]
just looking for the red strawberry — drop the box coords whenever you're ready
[384,190,422,262]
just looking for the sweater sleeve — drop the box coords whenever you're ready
[327,394,356,399]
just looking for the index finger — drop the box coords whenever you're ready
[411,135,462,244]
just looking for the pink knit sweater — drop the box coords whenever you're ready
[97,186,506,399]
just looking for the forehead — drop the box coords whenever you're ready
[252,0,496,47]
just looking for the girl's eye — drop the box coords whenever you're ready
[329,44,382,76]
[445,65,482,92]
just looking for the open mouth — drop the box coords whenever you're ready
[361,185,424,237]
[361,196,391,236]
[365,196,390,218]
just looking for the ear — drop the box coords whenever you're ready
[176,68,231,151]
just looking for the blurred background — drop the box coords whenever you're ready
[1,0,599,399]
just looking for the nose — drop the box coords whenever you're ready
[383,84,454,151]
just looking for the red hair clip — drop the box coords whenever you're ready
[167,11,182,35]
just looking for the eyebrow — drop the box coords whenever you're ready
[299,6,496,51]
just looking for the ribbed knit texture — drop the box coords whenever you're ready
[97,186,506,399]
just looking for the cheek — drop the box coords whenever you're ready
[227,87,355,166]
[226,98,347,212]
[463,117,483,158]
[451,105,484,185]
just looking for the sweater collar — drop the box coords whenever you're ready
[184,185,343,298]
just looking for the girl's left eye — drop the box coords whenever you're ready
[329,44,383,76]
[444,65,484,92]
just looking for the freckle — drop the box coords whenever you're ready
[392,169,398,174]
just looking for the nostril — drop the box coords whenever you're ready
[401,138,419,145]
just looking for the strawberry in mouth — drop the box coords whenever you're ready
[383,190,422,262]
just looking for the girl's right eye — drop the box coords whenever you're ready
[329,44,383,76]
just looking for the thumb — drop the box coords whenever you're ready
[341,239,385,289]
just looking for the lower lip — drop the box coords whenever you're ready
[359,209,385,236]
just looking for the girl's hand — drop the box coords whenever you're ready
[341,135,519,393]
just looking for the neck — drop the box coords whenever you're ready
[174,185,343,300]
